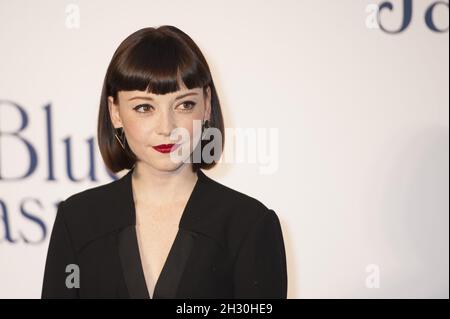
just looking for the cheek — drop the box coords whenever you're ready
[178,115,203,139]
[181,118,194,135]
[123,118,151,142]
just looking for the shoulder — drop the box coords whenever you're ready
[63,178,118,207]
[197,172,282,245]
[60,177,119,218]
[54,176,126,249]
[201,171,274,217]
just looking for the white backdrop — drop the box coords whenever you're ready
[0,0,448,298]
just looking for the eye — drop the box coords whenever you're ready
[133,104,153,113]
[178,101,196,112]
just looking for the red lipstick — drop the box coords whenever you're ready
[152,143,180,153]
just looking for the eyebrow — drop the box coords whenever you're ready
[128,92,199,102]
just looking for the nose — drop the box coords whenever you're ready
[155,109,176,138]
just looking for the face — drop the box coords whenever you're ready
[108,83,211,172]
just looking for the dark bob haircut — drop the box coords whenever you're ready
[97,25,225,174]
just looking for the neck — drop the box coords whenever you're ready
[131,162,198,205]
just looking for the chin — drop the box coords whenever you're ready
[147,158,185,172]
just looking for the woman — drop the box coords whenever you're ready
[41,25,287,299]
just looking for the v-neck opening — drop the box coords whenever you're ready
[127,166,205,299]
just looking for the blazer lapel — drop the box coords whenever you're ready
[118,225,150,299]
[152,229,197,299]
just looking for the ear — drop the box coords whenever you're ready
[108,96,123,129]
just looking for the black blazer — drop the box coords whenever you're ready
[41,167,288,299]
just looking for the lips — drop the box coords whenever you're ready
[152,143,180,153]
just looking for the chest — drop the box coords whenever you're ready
[134,201,187,294]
